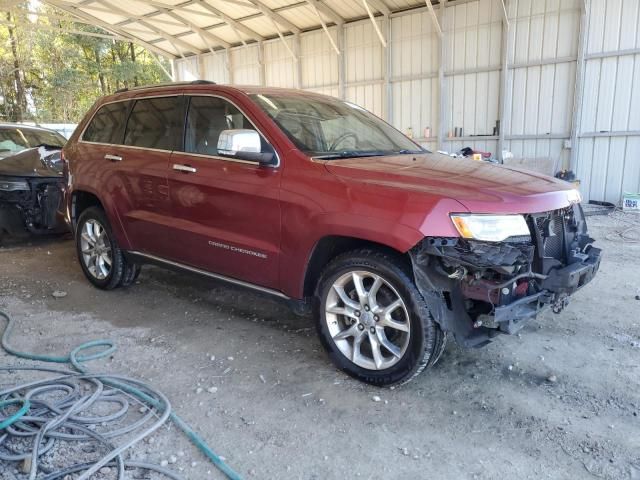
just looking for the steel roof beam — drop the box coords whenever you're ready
[0,18,122,40]
[425,0,442,37]
[367,0,391,16]
[362,0,386,47]
[305,0,344,25]
[242,0,301,34]
[309,2,340,54]
[51,0,188,28]
[141,2,231,49]
[99,0,198,55]
[196,0,264,41]
[109,0,247,47]
[44,0,179,58]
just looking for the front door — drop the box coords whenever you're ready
[167,95,282,290]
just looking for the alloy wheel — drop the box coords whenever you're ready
[80,219,112,280]
[325,270,411,370]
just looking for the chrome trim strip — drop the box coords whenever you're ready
[129,251,290,300]
[118,144,173,154]
[171,151,261,166]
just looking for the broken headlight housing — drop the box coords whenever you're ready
[0,179,30,192]
[450,214,530,242]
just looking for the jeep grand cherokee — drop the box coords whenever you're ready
[63,81,601,386]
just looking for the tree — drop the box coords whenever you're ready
[6,12,27,121]
[0,4,172,124]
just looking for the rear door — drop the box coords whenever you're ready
[115,95,184,257]
[76,100,132,243]
[166,94,282,289]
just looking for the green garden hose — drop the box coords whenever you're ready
[0,309,243,480]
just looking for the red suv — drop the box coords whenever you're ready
[64,81,601,386]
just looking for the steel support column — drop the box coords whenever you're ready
[295,34,302,89]
[569,0,588,172]
[338,23,346,99]
[384,16,391,122]
[437,0,447,150]
[497,0,511,162]
[170,58,177,81]
[258,41,266,86]
[226,48,233,84]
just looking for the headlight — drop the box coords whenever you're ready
[567,189,582,204]
[450,214,530,242]
[0,179,29,192]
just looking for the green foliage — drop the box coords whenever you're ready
[0,5,172,123]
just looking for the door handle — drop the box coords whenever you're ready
[105,154,122,162]
[173,164,197,173]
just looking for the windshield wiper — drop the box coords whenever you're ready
[395,149,424,154]
[313,150,392,160]
[35,143,64,150]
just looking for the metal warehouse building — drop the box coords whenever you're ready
[46,0,640,204]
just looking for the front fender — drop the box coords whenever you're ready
[312,211,425,252]
[280,212,425,299]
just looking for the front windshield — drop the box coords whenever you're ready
[250,93,424,159]
[0,127,66,158]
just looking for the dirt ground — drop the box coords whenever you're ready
[1,212,639,480]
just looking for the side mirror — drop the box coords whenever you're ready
[217,129,275,165]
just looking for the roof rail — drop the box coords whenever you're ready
[114,80,215,94]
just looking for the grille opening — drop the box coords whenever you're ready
[534,212,565,261]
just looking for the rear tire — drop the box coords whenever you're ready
[315,249,446,387]
[75,207,138,290]
[121,263,142,287]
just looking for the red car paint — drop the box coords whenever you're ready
[64,84,577,300]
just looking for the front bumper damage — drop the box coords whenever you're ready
[0,176,66,237]
[409,204,602,348]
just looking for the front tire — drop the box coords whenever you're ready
[75,207,138,290]
[316,249,446,387]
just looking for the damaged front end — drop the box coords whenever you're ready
[0,148,66,239]
[0,177,65,236]
[410,205,602,348]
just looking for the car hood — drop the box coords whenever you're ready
[323,152,578,214]
[0,146,63,178]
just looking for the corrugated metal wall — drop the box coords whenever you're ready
[575,0,640,203]
[174,0,640,204]
[505,0,579,176]
[390,10,439,151]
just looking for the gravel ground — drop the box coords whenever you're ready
[0,212,639,480]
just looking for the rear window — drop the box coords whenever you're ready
[82,102,129,144]
[124,96,183,151]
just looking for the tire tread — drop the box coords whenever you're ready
[316,248,446,387]
[76,207,139,290]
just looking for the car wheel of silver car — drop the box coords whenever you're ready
[316,249,446,387]
[76,206,139,290]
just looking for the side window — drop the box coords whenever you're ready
[184,96,273,156]
[82,102,129,144]
[124,97,183,150]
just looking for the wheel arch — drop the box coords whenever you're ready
[302,235,414,298]
[70,188,131,250]
[71,189,104,229]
